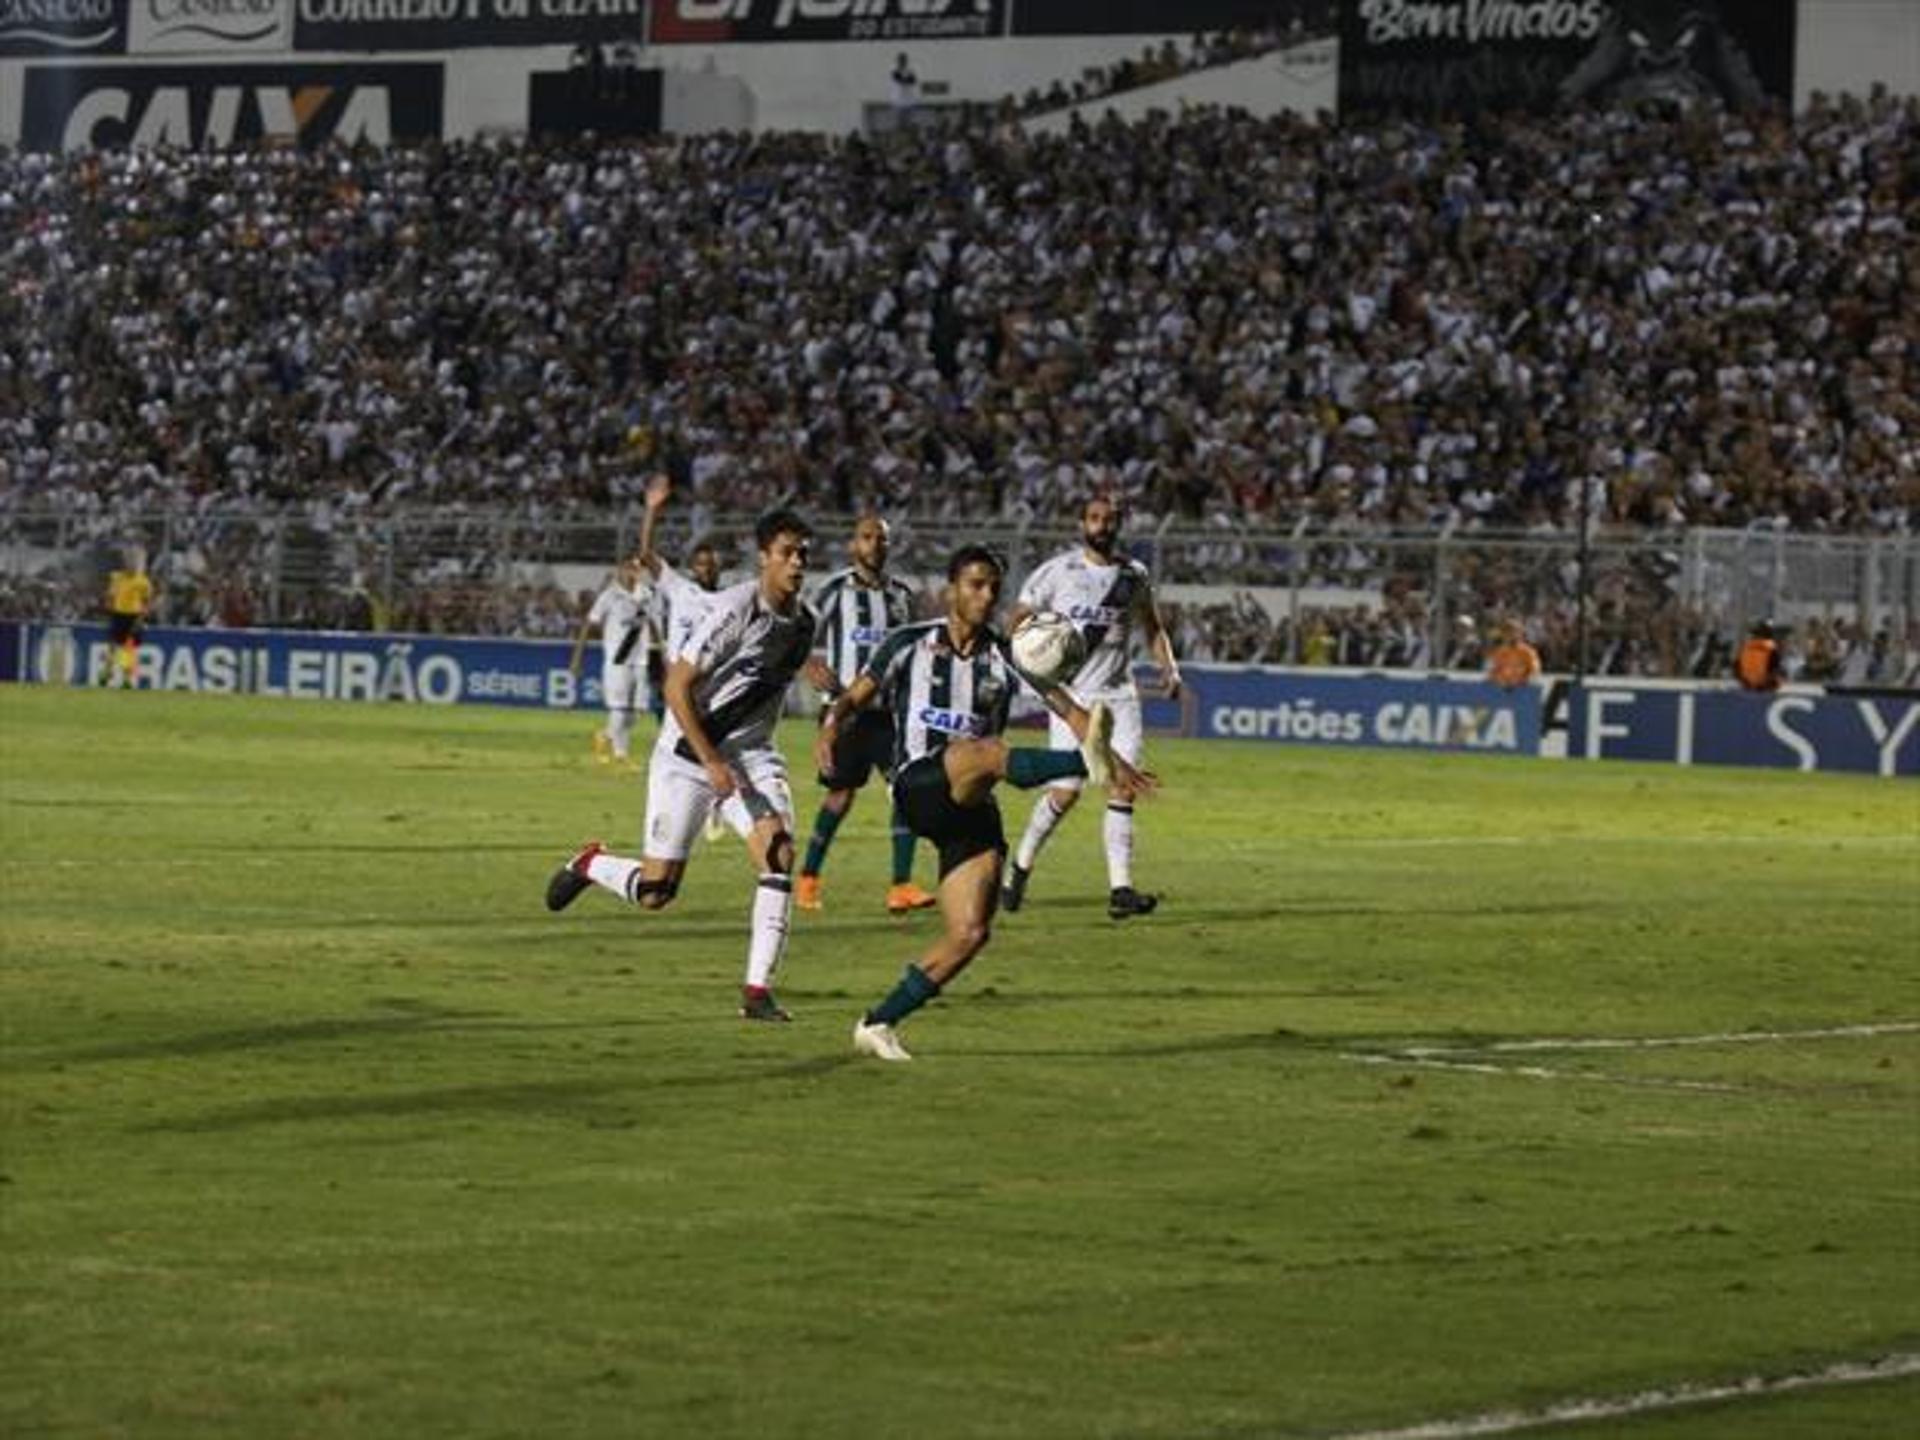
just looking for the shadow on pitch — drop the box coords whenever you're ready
[14,1000,707,1070]
[134,1053,859,1134]
[1006,899,1611,925]
[17,1004,493,1068]
[193,842,565,856]
[980,1028,1312,1062]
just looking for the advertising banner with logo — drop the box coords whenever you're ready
[1012,0,1289,37]
[1143,665,1542,756]
[648,0,1005,44]
[1339,0,1796,116]
[0,0,126,56]
[21,61,441,148]
[13,622,604,709]
[293,0,643,54]
[1568,684,1917,777]
[130,0,291,54]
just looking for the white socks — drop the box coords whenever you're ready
[1016,793,1136,889]
[606,707,634,760]
[587,852,644,899]
[1104,803,1134,890]
[745,874,792,989]
[1016,791,1071,869]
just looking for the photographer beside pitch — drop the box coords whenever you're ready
[819,544,1158,1063]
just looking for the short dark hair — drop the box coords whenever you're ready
[690,535,723,559]
[947,543,1006,583]
[755,508,811,551]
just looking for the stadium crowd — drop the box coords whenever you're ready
[1011,1,1336,118]
[1,86,1915,677]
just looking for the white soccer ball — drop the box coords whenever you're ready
[1010,611,1085,685]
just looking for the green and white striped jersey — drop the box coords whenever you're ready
[860,619,1027,775]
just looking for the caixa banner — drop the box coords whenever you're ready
[649,0,1005,43]
[12,623,603,710]
[21,61,441,149]
[1568,684,1918,777]
[0,0,127,57]
[1144,666,1542,756]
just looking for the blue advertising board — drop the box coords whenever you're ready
[10,622,601,710]
[1146,665,1541,756]
[8,622,1907,776]
[1568,684,1918,777]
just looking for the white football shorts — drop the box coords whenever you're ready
[1045,691,1143,791]
[602,659,647,714]
[644,742,792,862]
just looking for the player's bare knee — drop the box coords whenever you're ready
[767,831,795,875]
[1049,786,1081,814]
[955,919,992,957]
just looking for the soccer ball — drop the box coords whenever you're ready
[1009,611,1085,685]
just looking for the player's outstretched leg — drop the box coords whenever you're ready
[545,842,680,912]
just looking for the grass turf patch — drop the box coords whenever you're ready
[3,688,1916,1438]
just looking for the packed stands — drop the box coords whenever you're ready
[2,89,1914,678]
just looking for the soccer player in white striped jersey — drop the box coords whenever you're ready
[567,555,651,767]
[545,509,818,1024]
[817,543,1158,1062]
[795,513,934,916]
[1004,494,1183,921]
[634,468,724,648]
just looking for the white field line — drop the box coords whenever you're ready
[1303,834,1916,848]
[1345,1053,1748,1094]
[1332,1351,1920,1440]
[1405,1022,1920,1057]
[1346,1022,1919,1093]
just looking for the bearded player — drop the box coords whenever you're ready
[1002,494,1181,920]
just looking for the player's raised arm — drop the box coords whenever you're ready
[635,472,670,579]
[1137,582,1183,699]
[566,592,599,678]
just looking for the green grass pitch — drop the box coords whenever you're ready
[3,687,1916,1439]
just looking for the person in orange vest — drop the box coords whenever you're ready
[1486,619,1541,689]
[1736,620,1783,691]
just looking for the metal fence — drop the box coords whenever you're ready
[2,506,1914,685]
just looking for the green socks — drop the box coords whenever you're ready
[889,799,916,885]
[1006,747,1088,789]
[802,805,844,878]
[865,964,942,1027]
